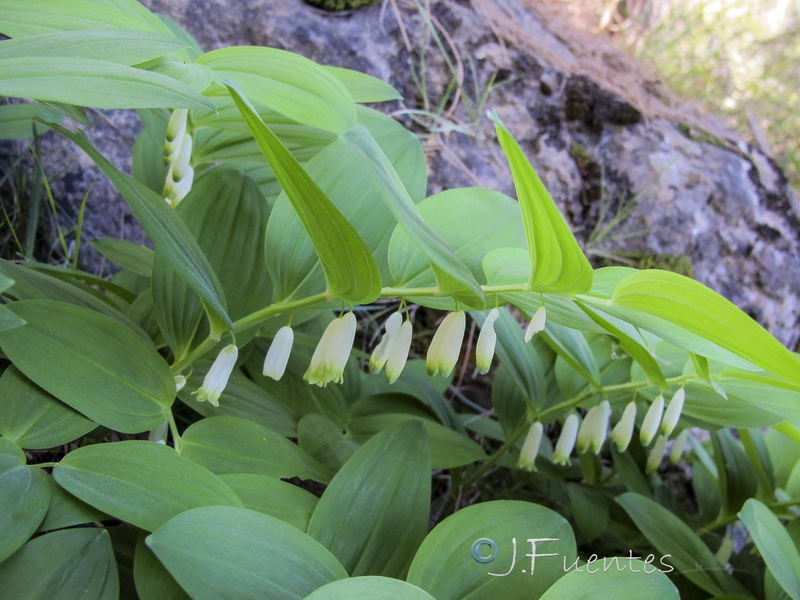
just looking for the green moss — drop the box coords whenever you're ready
[304,0,380,11]
[635,253,694,277]
[568,143,592,171]
[598,252,694,277]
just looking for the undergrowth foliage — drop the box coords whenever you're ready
[1,1,800,599]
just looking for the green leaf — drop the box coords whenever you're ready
[712,430,758,517]
[491,113,592,294]
[179,366,298,437]
[0,455,51,561]
[199,46,357,133]
[343,124,484,307]
[388,188,527,292]
[153,169,271,357]
[90,238,154,277]
[0,528,118,600]
[324,66,403,102]
[347,413,486,469]
[51,124,233,339]
[739,499,800,600]
[0,57,214,109]
[0,258,147,335]
[134,533,190,600]
[227,82,381,304]
[0,29,187,64]
[53,440,242,531]
[616,492,747,596]
[219,473,319,532]
[609,270,800,383]
[264,109,425,300]
[298,413,360,473]
[0,300,172,433]
[147,506,348,600]
[407,500,577,600]
[307,421,431,578]
[539,558,679,599]
[305,577,436,599]
[0,0,175,36]
[38,475,108,533]
[575,301,668,390]
[0,366,96,449]
[539,320,602,390]
[180,415,332,483]
[0,103,62,139]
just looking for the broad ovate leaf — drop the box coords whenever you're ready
[407,500,577,600]
[53,440,242,531]
[147,506,348,600]
[307,421,431,578]
[0,300,173,433]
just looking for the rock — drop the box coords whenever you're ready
[9,0,799,348]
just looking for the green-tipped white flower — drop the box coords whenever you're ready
[640,395,664,446]
[524,306,547,342]
[610,401,637,452]
[426,311,466,377]
[164,108,188,159]
[174,375,186,393]
[476,308,500,374]
[370,312,403,374]
[171,133,193,182]
[385,320,412,384]
[646,435,668,474]
[577,401,610,454]
[193,344,238,407]
[518,421,544,471]
[263,326,294,381]
[669,429,691,464]
[305,313,357,387]
[553,414,580,465]
[661,388,685,436]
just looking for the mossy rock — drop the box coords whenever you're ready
[304,0,380,10]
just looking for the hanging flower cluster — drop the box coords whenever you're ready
[517,388,688,472]
[191,306,547,405]
[163,108,194,205]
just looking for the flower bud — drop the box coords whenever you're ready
[305,313,357,387]
[370,312,402,374]
[577,401,610,454]
[646,435,668,474]
[193,344,238,407]
[517,421,544,471]
[640,395,664,446]
[610,401,637,452]
[669,429,691,464]
[263,326,294,381]
[426,311,466,377]
[174,375,187,393]
[385,320,413,384]
[661,388,685,436]
[475,308,500,374]
[553,414,580,465]
[524,306,547,342]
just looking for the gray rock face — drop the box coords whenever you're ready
[16,0,800,348]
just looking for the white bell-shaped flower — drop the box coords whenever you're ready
[305,313,357,387]
[640,395,665,447]
[577,401,610,454]
[524,306,547,342]
[193,344,238,407]
[610,401,637,452]
[263,326,294,381]
[426,311,466,377]
[553,414,580,465]
[517,421,544,471]
[661,388,685,436]
[475,308,500,374]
